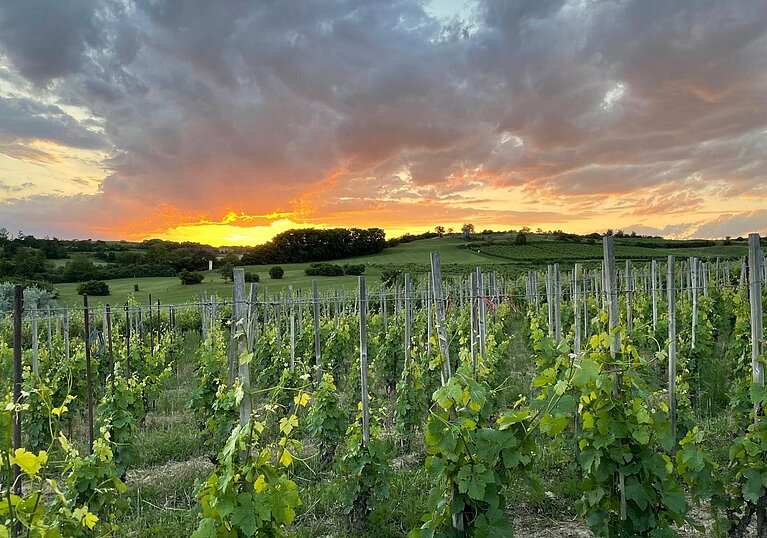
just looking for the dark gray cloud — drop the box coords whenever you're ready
[0,0,110,85]
[0,0,765,238]
[0,97,106,150]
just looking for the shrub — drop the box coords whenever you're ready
[269,266,284,279]
[342,263,365,276]
[514,232,527,245]
[76,280,110,296]
[0,283,58,311]
[178,270,204,285]
[133,284,139,292]
[305,263,343,276]
[244,271,260,282]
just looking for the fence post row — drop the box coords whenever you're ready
[748,235,764,405]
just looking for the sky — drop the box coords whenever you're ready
[0,0,766,246]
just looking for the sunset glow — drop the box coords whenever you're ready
[0,1,765,245]
[153,215,318,247]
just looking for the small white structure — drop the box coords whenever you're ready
[208,260,214,271]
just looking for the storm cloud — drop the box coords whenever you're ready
[0,0,765,240]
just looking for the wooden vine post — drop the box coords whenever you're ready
[602,236,626,520]
[83,294,94,454]
[430,252,464,531]
[583,268,589,342]
[228,289,237,387]
[275,293,282,346]
[427,272,434,359]
[31,305,38,374]
[470,271,478,372]
[574,263,583,355]
[246,284,258,353]
[625,260,633,337]
[573,263,583,460]
[651,260,658,332]
[430,252,452,384]
[359,276,370,446]
[125,303,131,378]
[691,257,698,350]
[233,269,252,428]
[668,256,677,446]
[148,293,154,356]
[380,288,388,334]
[546,265,554,338]
[200,292,208,347]
[748,234,764,400]
[334,288,340,330]
[554,263,562,344]
[106,304,114,391]
[478,269,487,358]
[404,273,412,370]
[289,286,296,374]
[12,284,23,496]
[63,306,70,362]
[312,280,322,381]
[46,305,52,355]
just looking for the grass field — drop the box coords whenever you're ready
[479,240,749,263]
[51,234,748,307]
[53,238,505,307]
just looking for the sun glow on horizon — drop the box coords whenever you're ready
[142,210,449,247]
[149,215,310,246]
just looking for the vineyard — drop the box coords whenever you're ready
[1,234,766,537]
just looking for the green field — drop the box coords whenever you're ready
[52,237,505,306]
[479,240,749,263]
[52,234,748,307]
[53,265,386,308]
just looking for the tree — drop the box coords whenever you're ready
[461,223,475,240]
[168,246,214,272]
[63,253,98,282]
[219,263,234,282]
[218,252,240,282]
[269,266,284,279]
[515,232,527,245]
[434,226,445,236]
[179,270,204,285]
[76,280,110,296]
[241,227,386,265]
[13,247,49,279]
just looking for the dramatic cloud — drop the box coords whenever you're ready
[0,0,765,243]
[0,0,109,84]
[0,97,106,150]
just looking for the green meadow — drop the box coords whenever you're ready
[52,234,748,307]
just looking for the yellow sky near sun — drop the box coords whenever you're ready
[0,141,107,200]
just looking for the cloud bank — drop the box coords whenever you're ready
[0,0,765,242]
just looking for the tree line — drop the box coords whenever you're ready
[240,228,386,265]
[0,227,389,288]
